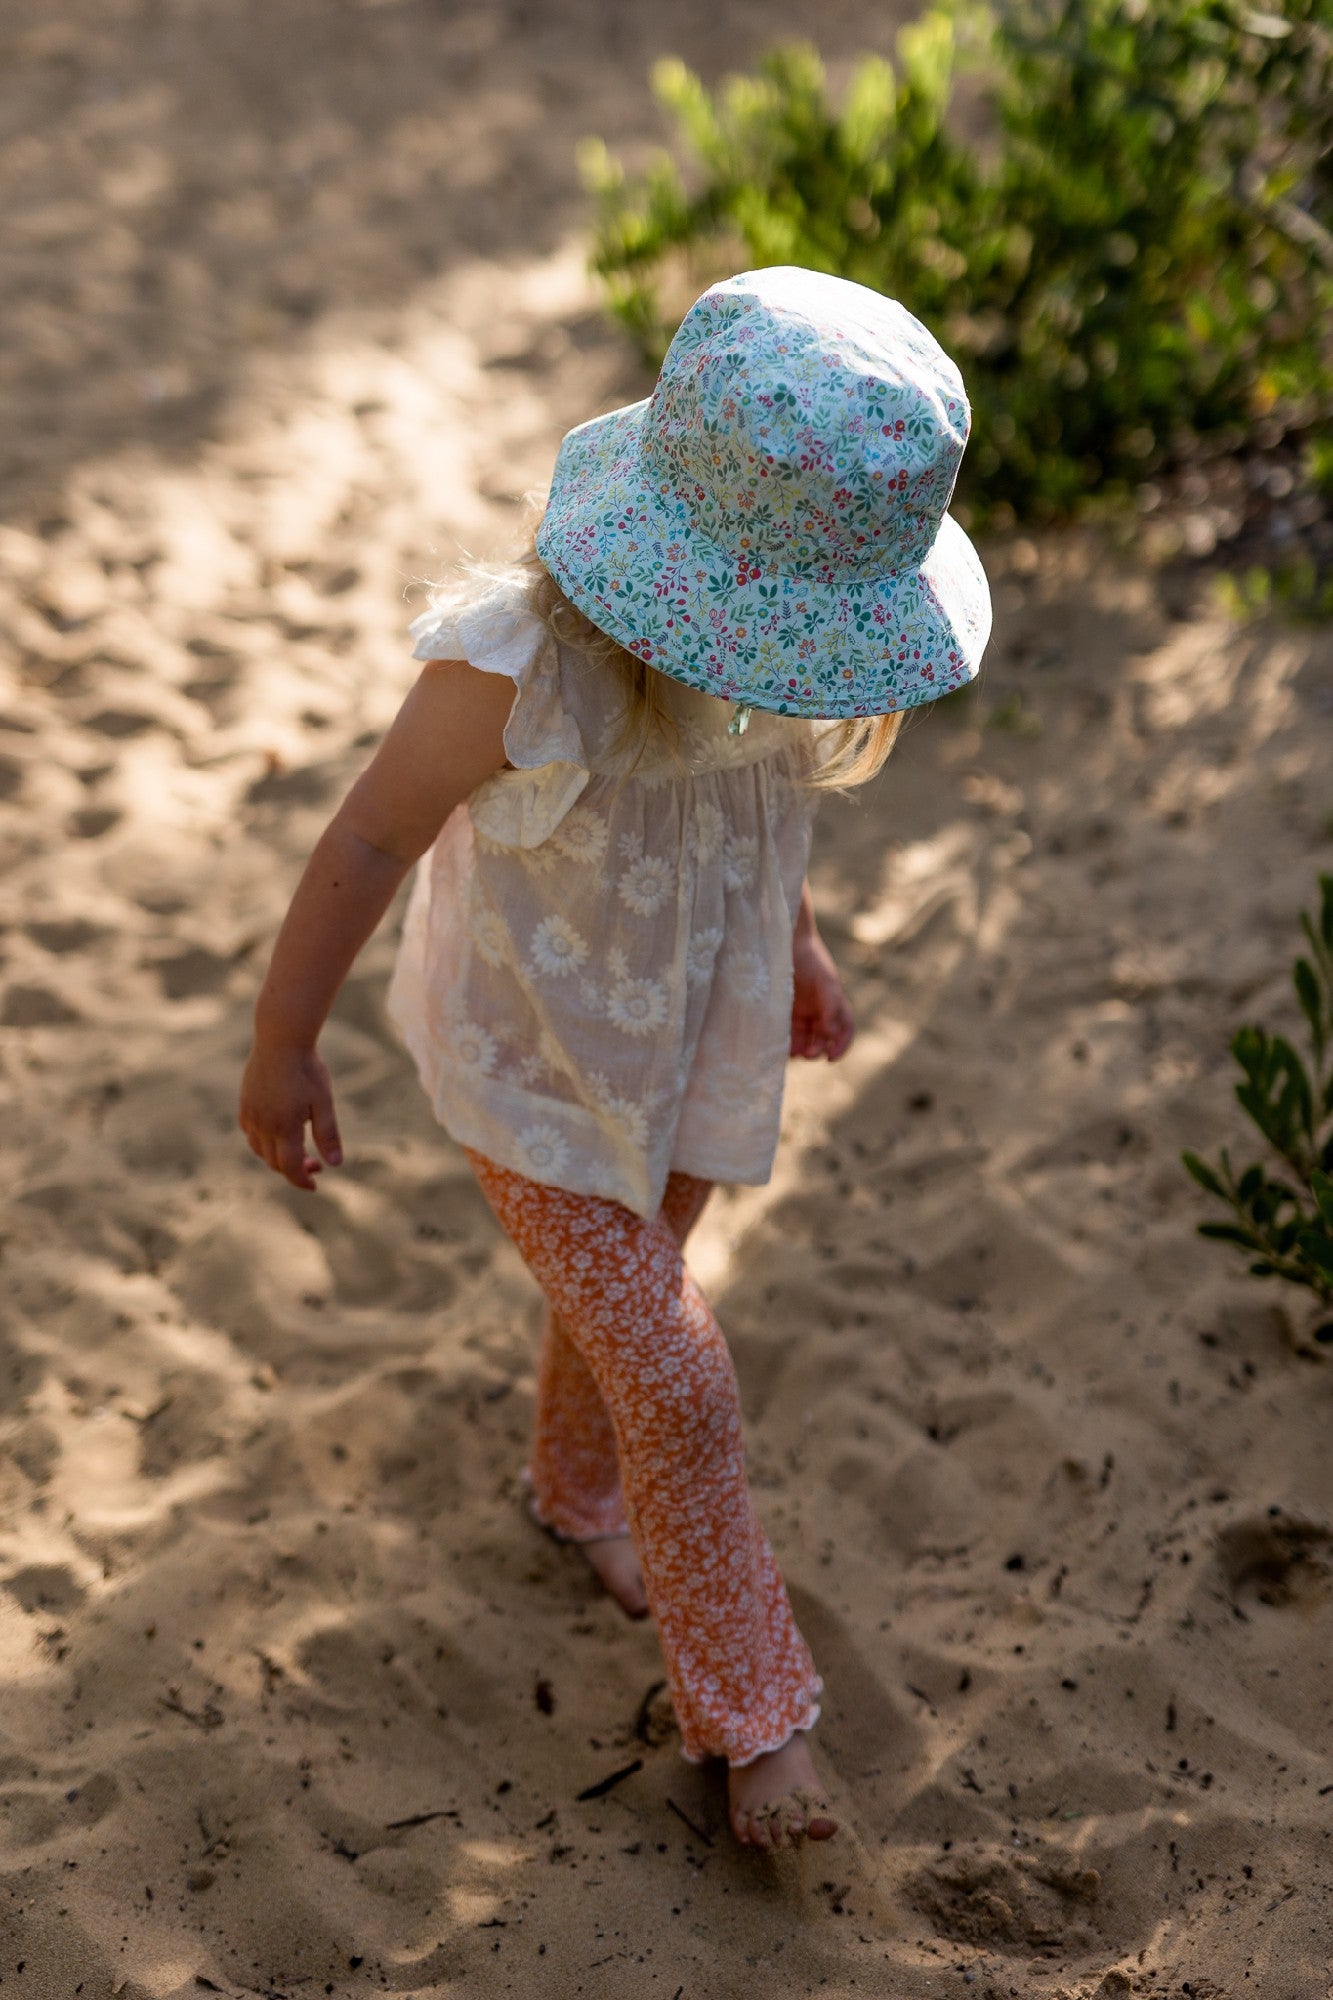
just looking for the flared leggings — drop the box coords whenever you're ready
[465,1149,823,1767]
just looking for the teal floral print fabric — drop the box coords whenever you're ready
[536,265,992,722]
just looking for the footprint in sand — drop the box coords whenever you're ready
[25,917,110,954]
[66,805,121,840]
[1215,1512,1332,1610]
[100,1074,205,1176]
[273,1183,458,1315]
[134,1371,227,1481]
[4,1562,87,1615]
[278,1366,482,1519]
[7,1418,59,1487]
[16,1182,179,1276]
[149,943,235,1001]
[0,1771,119,1848]
[246,759,342,808]
[0,983,80,1027]
[299,1608,506,1737]
[182,672,245,724]
[83,707,159,740]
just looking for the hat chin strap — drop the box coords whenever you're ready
[726,702,753,738]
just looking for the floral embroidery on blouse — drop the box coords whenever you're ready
[691,801,725,865]
[618,842,674,918]
[470,903,509,969]
[606,947,670,1038]
[685,927,724,986]
[530,914,589,977]
[553,807,610,864]
[452,1020,498,1075]
[588,1072,652,1151]
[723,950,770,1003]
[520,1123,572,1179]
[722,832,759,893]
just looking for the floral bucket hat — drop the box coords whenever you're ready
[535,264,992,723]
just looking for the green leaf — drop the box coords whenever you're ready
[1231,1026,1268,1080]
[1296,1227,1333,1275]
[1320,874,1333,953]
[1268,1033,1306,1075]
[1293,957,1326,1064]
[1198,1221,1254,1247]
[1181,1150,1227,1199]
[1235,1083,1285,1151]
[1237,1164,1264,1205]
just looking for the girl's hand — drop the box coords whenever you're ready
[239,1038,343,1192]
[790,925,855,1061]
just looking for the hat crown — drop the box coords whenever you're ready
[642,268,969,576]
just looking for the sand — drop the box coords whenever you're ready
[2,2,1332,1996]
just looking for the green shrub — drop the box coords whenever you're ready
[1183,875,1333,1331]
[581,0,1333,527]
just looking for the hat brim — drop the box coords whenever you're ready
[535,398,991,722]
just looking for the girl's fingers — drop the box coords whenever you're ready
[310,1093,343,1168]
[267,1120,316,1190]
[242,1060,339,1187]
[279,1145,317,1191]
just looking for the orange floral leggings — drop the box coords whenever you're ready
[465,1149,823,1768]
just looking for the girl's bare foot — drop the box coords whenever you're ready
[578,1532,649,1619]
[728,1733,838,1849]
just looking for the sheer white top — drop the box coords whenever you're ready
[386,571,825,1218]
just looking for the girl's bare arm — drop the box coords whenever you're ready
[239,659,514,1189]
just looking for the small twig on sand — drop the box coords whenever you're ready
[666,1796,714,1847]
[576,1758,643,1802]
[158,1689,224,1731]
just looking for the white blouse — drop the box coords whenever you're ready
[386,570,825,1219]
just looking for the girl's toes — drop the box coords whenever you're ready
[793,1788,838,1841]
[730,1773,837,1850]
[739,1803,777,1851]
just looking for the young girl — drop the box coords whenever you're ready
[239,266,990,1851]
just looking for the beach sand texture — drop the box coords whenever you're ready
[2,3,1332,1996]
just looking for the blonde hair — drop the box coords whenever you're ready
[456,514,906,790]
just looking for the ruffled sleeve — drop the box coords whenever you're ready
[409,574,590,848]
